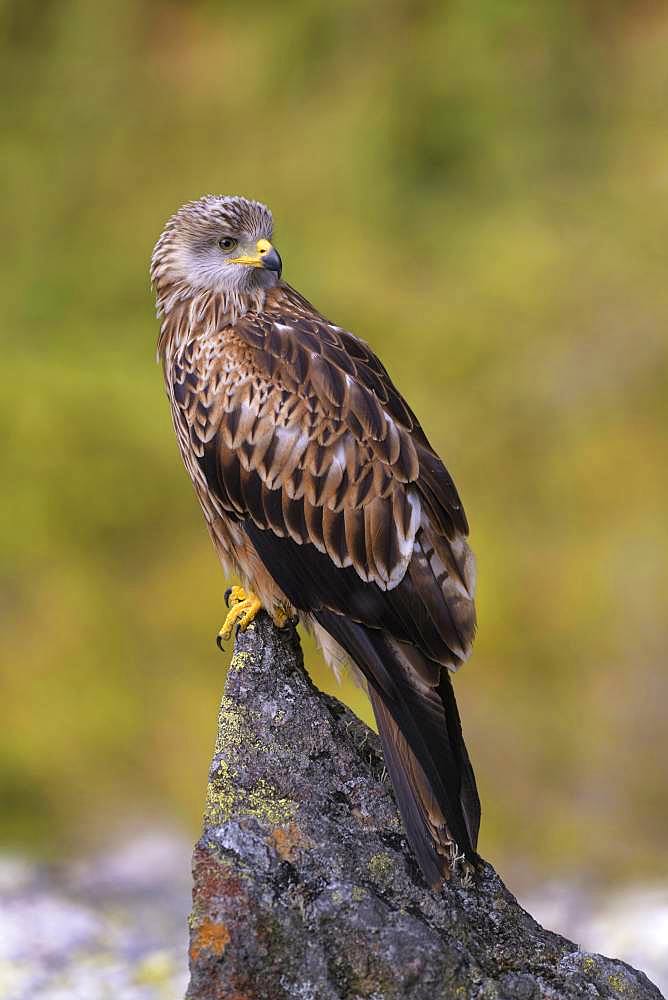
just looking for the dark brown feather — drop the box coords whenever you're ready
[158,267,479,882]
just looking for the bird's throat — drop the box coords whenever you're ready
[155,282,267,364]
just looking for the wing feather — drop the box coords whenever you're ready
[164,280,479,884]
[169,284,475,659]
[261,482,286,536]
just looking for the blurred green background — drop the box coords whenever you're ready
[1,0,666,888]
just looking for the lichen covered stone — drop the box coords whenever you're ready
[187,614,663,1000]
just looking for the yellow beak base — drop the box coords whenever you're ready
[229,239,282,276]
[229,239,274,268]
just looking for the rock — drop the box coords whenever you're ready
[186,613,663,1000]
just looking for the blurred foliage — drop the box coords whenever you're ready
[1,0,667,884]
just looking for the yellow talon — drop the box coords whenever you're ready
[218,586,262,643]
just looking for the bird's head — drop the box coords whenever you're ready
[151,195,281,301]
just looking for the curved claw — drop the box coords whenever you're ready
[224,586,233,608]
[218,588,262,643]
[216,631,225,652]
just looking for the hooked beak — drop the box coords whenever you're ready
[229,238,282,278]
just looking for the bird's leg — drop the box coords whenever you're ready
[217,585,262,645]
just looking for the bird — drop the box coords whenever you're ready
[151,195,480,887]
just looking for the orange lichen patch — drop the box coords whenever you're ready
[192,845,245,902]
[189,918,231,961]
[267,821,312,862]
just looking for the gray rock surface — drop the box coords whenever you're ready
[186,612,664,1000]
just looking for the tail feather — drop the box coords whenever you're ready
[438,670,480,849]
[316,609,480,885]
[369,686,457,886]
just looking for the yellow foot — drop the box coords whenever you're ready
[272,604,298,630]
[217,586,262,646]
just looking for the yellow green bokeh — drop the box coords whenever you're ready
[1,1,666,884]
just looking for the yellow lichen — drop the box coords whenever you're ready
[206,763,295,827]
[368,852,394,882]
[246,779,295,824]
[608,973,627,992]
[214,697,247,753]
[351,886,366,901]
[214,697,264,755]
[207,691,295,828]
[205,763,236,825]
[229,650,252,673]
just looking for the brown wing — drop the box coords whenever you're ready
[171,283,480,877]
[171,284,475,664]
[223,289,425,592]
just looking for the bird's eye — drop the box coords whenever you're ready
[218,236,238,252]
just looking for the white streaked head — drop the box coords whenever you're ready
[151,195,281,298]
